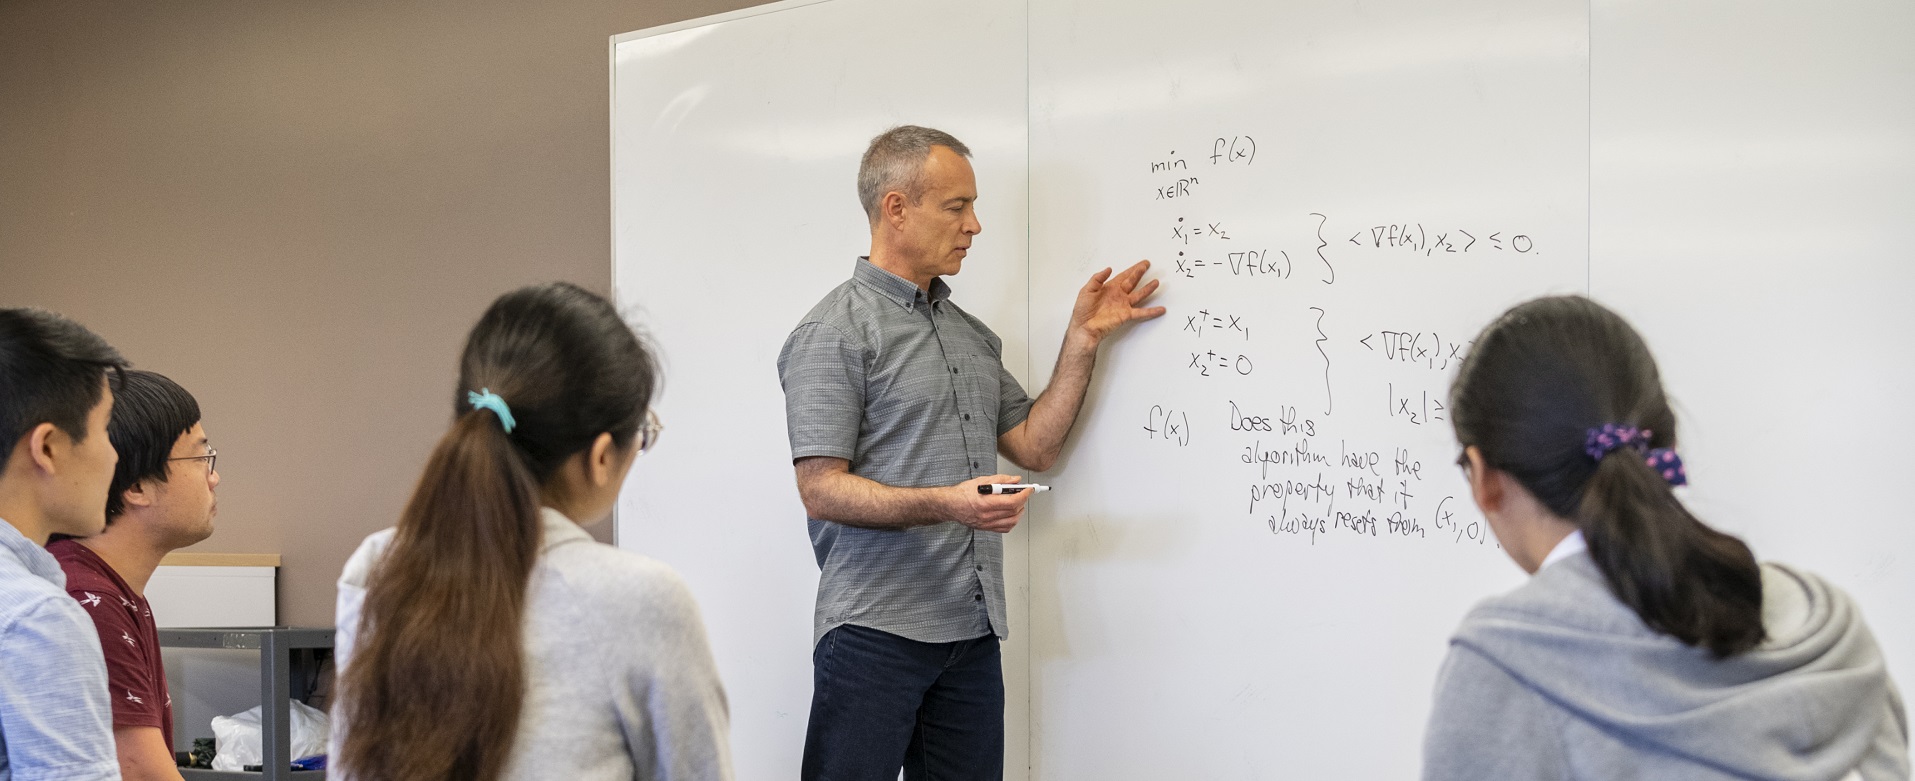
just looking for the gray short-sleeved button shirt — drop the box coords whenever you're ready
[778,258,1035,646]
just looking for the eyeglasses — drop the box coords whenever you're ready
[637,410,664,456]
[168,448,218,476]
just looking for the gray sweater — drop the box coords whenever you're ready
[1424,553,1908,781]
[330,508,733,781]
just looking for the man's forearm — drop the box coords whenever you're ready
[1011,331,1100,470]
[116,726,185,781]
[795,459,952,530]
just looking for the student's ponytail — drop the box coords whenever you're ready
[1578,434,1763,656]
[340,282,657,781]
[1450,296,1765,658]
[340,409,542,780]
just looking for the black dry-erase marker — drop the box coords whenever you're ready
[979,484,1049,495]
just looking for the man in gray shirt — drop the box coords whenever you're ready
[778,126,1164,781]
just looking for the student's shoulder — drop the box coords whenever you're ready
[1455,555,1608,624]
[0,577,102,652]
[1456,554,1637,635]
[547,541,691,595]
[543,542,702,623]
[58,567,119,602]
[338,527,399,589]
[46,541,117,595]
[0,552,76,618]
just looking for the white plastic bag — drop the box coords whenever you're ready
[210,700,331,772]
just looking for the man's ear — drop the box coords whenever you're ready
[121,478,156,511]
[882,190,909,230]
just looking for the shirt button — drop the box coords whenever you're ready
[971,461,978,469]
[974,594,984,601]
[962,413,971,421]
[976,565,983,572]
[951,366,959,374]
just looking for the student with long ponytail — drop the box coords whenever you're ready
[1425,296,1907,780]
[329,283,731,781]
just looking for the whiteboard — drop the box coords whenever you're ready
[1589,0,1915,726]
[609,1,1031,778]
[612,0,1914,778]
[1025,0,1583,776]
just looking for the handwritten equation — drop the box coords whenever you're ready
[1345,223,1536,256]
[1124,131,1536,552]
[1360,330,1471,371]
[1182,309,1253,340]
[1149,136,1259,200]
[1187,349,1255,377]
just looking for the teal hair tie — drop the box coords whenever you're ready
[467,388,517,434]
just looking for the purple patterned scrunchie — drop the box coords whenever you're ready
[1584,423,1689,487]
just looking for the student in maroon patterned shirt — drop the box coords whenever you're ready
[50,370,218,781]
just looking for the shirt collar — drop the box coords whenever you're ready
[0,517,68,589]
[854,257,950,311]
[1538,529,1587,571]
[47,538,134,597]
[539,506,595,553]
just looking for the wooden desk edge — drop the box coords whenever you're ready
[159,552,281,567]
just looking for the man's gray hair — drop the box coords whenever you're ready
[857,125,971,223]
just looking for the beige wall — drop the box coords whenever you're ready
[0,0,766,625]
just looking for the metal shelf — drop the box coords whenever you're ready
[180,770,324,780]
[158,627,333,651]
[160,627,334,781]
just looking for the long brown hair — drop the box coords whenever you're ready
[339,283,657,780]
[1450,296,1764,657]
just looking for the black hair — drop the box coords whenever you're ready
[103,371,203,522]
[1449,295,1764,657]
[451,281,660,480]
[0,308,128,474]
[341,281,660,781]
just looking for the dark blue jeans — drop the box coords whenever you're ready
[802,624,1004,781]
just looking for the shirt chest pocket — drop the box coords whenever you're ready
[949,352,1003,435]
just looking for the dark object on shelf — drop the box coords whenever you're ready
[235,756,327,773]
[160,627,333,781]
[178,737,216,769]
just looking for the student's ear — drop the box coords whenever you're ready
[586,432,618,489]
[1463,446,1505,515]
[26,422,62,474]
[121,479,156,511]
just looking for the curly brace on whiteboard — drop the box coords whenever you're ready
[777,125,1164,781]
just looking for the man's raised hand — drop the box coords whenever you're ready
[1070,260,1167,345]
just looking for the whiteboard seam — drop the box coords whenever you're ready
[607,30,622,548]
[1022,0,1035,775]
